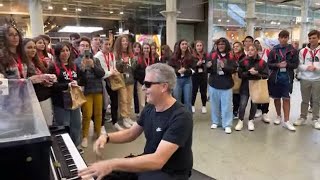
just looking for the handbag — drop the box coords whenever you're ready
[108,74,125,91]
[249,79,270,104]
[232,73,241,94]
[63,86,87,110]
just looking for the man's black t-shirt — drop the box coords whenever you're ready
[137,101,193,176]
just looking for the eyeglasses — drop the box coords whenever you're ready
[143,81,164,88]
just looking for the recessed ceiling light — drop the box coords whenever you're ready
[59,26,103,33]
[120,11,124,15]
[76,8,82,12]
[0,3,3,7]
[62,7,67,11]
[218,19,222,22]
[226,19,230,23]
[48,5,53,10]
[110,11,114,14]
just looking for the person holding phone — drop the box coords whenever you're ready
[75,37,105,148]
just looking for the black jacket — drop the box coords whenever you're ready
[134,56,159,84]
[238,55,269,95]
[207,52,237,89]
[268,44,299,86]
[168,55,196,78]
[193,53,208,76]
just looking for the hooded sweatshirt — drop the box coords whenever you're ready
[298,44,320,81]
[255,37,270,62]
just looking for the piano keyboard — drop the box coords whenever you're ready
[50,132,93,180]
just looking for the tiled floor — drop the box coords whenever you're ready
[82,81,320,180]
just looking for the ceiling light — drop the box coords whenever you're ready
[316,3,320,6]
[59,26,103,33]
[120,11,124,15]
[110,11,114,14]
[218,19,222,22]
[0,3,3,7]
[226,19,230,23]
[76,8,82,12]
[48,5,53,10]
[62,7,67,11]
[277,22,281,25]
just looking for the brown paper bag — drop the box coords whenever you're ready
[232,73,242,94]
[70,86,87,110]
[249,79,270,104]
[108,74,125,91]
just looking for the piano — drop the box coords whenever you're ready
[50,127,94,180]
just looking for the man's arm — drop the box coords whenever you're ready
[108,123,143,144]
[109,140,178,172]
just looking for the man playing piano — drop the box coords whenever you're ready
[79,63,193,180]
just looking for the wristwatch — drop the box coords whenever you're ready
[105,133,110,143]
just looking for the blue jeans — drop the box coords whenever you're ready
[173,77,192,112]
[53,106,81,147]
[209,86,233,128]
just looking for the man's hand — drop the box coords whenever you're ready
[93,134,107,156]
[307,65,316,71]
[277,61,287,68]
[78,160,113,180]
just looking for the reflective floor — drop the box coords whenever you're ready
[83,81,320,180]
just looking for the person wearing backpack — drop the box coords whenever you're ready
[293,30,320,130]
[267,30,299,131]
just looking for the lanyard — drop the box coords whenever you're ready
[103,52,114,71]
[122,53,131,66]
[15,55,24,78]
[62,64,73,81]
[196,53,203,61]
[310,49,320,61]
[278,49,288,61]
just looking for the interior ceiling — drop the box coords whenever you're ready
[0,0,318,34]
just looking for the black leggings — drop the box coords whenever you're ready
[238,94,257,120]
[256,103,269,114]
[105,82,119,124]
[191,74,207,106]
[233,94,240,115]
[133,81,140,114]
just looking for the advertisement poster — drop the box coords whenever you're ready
[135,34,161,55]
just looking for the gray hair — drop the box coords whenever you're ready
[146,63,176,93]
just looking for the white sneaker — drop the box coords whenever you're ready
[308,107,313,113]
[201,106,207,114]
[113,123,124,131]
[225,127,232,134]
[274,116,282,125]
[123,118,132,128]
[293,118,307,126]
[235,120,243,131]
[81,137,88,148]
[192,106,195,113]
[248,120,255,131]
[100,127,107,135]
[210,124,218,129]
[283,121,296,131]
[313,120,320,130]
[262,113,270,123]
[255,110,262,118]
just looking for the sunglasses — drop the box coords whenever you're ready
[143,81,164,88]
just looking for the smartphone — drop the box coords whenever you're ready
[84,49,90,59]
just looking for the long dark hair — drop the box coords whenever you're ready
[34,36,49,57]
[54,41,75,69]
[172,39,193,66]
[133,42,142,56]
[0,25,24,69]
[22,38,47,74]
[113,35,133,60]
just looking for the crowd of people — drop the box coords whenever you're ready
[0,24,320,148]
